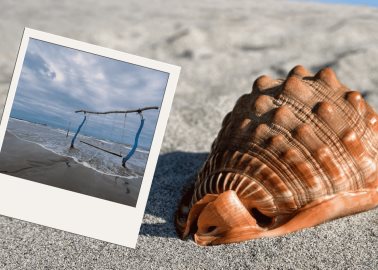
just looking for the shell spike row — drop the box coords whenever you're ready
[314,66,341,89]
[345,91,365,115]
[252,75,281,93]
[281,75,313,101]
[288,65,313,78]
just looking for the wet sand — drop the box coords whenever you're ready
[0,132,141,207]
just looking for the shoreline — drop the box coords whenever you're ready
[9,116,150,153]
[0,131,141,207]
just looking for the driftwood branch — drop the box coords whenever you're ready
[75,106,159,114]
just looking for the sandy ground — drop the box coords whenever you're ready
[0,0,377,269]
[0,132,140,206]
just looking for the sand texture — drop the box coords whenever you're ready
[0,0,378,269]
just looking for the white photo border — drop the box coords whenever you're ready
[0,28,180,248]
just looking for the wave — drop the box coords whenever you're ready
[6,118,149,178]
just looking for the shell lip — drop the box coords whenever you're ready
[194,225,266,246]
[184,190,274,245]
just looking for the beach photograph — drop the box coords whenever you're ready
[0,37,169,207]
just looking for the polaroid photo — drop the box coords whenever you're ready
[0,28,180,248]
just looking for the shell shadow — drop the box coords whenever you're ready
[139,151,208,238]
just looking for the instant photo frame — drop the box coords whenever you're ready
[0,28,180,248]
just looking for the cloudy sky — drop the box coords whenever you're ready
[10,38,169,149]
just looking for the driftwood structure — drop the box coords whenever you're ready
[70,106,159,167]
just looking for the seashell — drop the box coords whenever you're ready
[175,65,378,246]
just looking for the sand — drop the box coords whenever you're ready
[0,132,141,207]
[0,0,377,269]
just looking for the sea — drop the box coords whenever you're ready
[6,118,148,179]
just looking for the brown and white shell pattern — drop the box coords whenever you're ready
[176,65,378,246]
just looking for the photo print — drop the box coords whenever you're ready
[0,28,180,248]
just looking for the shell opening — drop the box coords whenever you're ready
[207,226,217,233]
[250,208,273,228]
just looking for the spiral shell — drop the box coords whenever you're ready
[176,65,378,246]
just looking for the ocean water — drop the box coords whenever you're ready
[6,118,148,179]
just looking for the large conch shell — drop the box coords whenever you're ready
[176,65,378,246]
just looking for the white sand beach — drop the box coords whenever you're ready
[0,0,377,269]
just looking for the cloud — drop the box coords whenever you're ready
[10,39,169,149]
[23,51,56,80]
